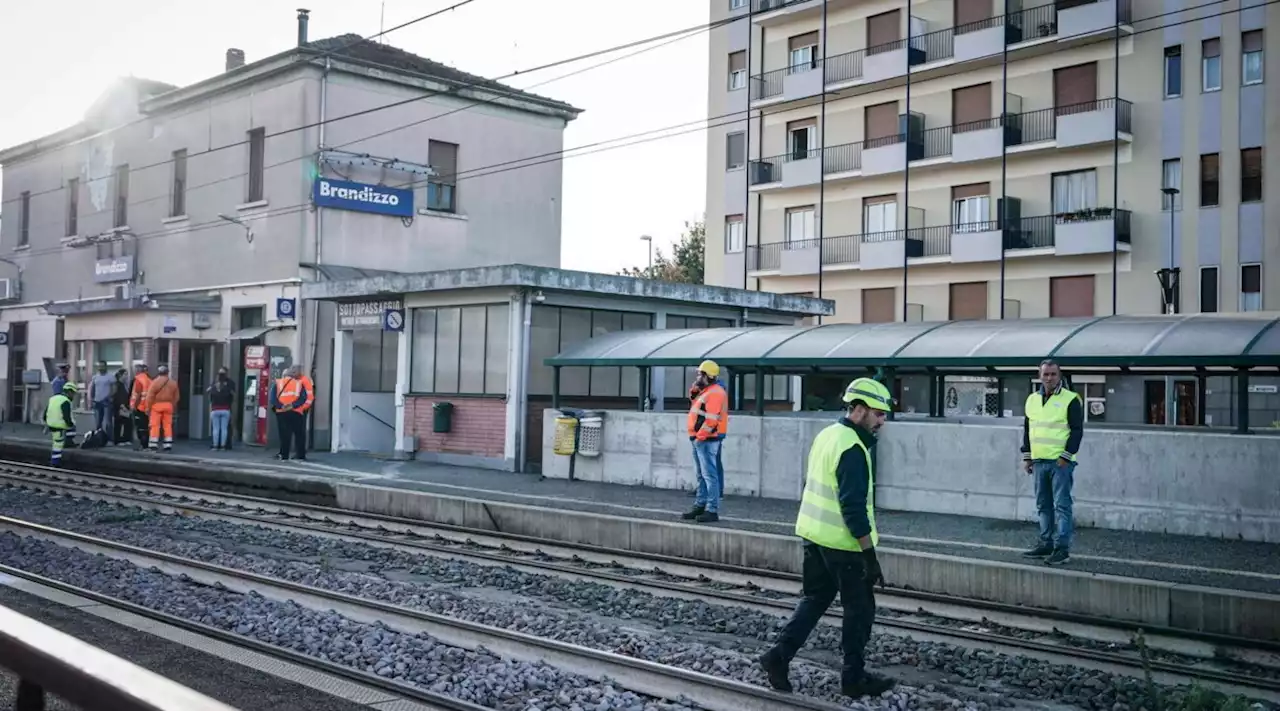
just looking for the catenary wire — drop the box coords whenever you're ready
[2,0,1259,268]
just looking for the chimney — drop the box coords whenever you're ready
[296,8,310,46]
[225,48,245,72]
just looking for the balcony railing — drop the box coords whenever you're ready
[746,208,1132,269]
[748,148,820,186]
[752,2,1132,97]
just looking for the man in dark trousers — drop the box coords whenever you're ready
[759,377,896,699]
[1021,358,1084,566]
[271,365,314,461]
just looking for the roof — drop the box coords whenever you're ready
[546,314,1280,371]
[304,35,579,115]
[300,263,834,318]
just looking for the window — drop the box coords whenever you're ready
[1243,30,1264,85]
[1241,147,1263,202]
[1202,38,1221,92]
[725,215,744,253]
[1164,46,1182,98]
[1051,169,1098,215]
[247,127,265,202]
[1199,266,1218,313]
[65,179,78,237]
[726,132,745,170]
[527,306,652,397]
[864,196,897,234]
[351,330,398,393]
[1240,264,1262,312]
[18,191,30,246]
[728,51,746,90]
[786,119,817,160]
[409,304,510,394]
[113,164,129,228]
[428,139,459,212]
[951,184,989,231]
[663,315,737,400]
[785,206,815,246]
[1161,159,1181,210]
[1199,153,1220,207]
[170,149,187,217]
[788,32,818,73]
[730,0,746,8]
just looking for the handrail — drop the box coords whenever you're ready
[0,603,239,711]
[353,404,395,431]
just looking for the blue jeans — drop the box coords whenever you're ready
[93,401,113,439]
[1033,459,1076,551]
[210,409,231,448]
[690,439,725,498]
[693,438,724,513]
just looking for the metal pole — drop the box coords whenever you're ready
[998,0,1009,319]
[901,0,912,322]
[1111,6,1120,315]
[817,0,828,324]
[743,5,755,291]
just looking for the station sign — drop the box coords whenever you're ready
[338,299,403,330]
[313,177,414,217]
[94,256,136,283]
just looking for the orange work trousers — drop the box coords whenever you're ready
[149,402,175,448]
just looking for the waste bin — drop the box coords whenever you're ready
[553,416,578,455]
[432,402,454,433]
[577,412,604,458]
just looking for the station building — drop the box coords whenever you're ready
[0,11,580,447]
[301,264,832,471]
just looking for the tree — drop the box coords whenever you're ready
[620,220,705,284]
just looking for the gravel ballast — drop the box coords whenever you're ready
[0,488,1269,711]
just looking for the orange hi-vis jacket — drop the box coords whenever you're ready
[273,375,315,414]
[130,373,153,413]
[687,382,728,440]
[146,375,180,406]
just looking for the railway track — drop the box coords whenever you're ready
[1,460,1278,707]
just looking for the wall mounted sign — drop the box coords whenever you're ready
[313,177,414,217]
[94,255,136,283]
[338,299,403,330]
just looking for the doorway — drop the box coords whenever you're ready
[7,322,26,423]
[175,342,211,439]
[1172,379,1198,426]
[1144,378,1198,426]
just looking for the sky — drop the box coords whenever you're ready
[0,0,710,275]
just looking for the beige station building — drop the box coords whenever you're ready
[702,0,1279,322]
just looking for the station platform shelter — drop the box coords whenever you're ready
[301,264,831,471]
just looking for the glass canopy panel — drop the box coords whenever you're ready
[645,328,754,362]
[766,325,875,361]
[959,318,1098,362]
[706,326,812,362]
[1144,316,1279,360]
[894,320,1021,361]
[1243,319,1280,359]
[1053,317,1185,359]
[824,322,942,362]
[548,329,684,365]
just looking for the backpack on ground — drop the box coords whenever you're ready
[78,429,109,450]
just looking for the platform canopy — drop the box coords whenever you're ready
[546,314,1280,372]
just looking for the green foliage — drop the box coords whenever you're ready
[620,221,705,284]
[1136,629,1255,711]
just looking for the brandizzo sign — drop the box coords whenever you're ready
[312,177,414,217]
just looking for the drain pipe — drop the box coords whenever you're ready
[516,290,533,472]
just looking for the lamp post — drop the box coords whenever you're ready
[639,235,653,274]
[1157,187,1181,314]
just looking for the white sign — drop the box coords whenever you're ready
[94,256,136,283]
[338,299,403,330]
[1248,384,1278,394]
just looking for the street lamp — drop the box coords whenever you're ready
[1157,187,1181,314]
[639,235,653,272]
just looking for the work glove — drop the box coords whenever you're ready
[861,547,886,588]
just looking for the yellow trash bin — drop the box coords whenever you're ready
[553,417,578,456]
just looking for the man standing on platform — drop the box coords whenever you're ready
[130,363,153,449]
[759,377,896,699]
[1021,358,1084,566]
[44,382,79,467]
[146,365,179,452]
[271,365,314,461]
[683,360,727,523]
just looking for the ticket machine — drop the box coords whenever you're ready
[242,345,292,446]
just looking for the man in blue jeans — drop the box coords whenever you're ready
[683,360,728,523]
[89,361,118,443]
[1021,359,1083,566]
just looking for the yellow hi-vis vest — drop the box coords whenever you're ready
[1025,388,1079,462]
[45,394,71,430]
[795,423,877,552]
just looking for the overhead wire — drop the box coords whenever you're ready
[3,0,1259,268]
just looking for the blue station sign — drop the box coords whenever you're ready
[313,177,414,217]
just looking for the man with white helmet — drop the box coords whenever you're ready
[759,376,897,699]
[44,381,80,466]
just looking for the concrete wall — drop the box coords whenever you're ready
[542,409,1280,542]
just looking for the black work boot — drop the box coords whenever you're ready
[681,505,705,520]
[695,511,720,523]
[1045,548,1071,566]
[758,650,793,692]
[1022,543,1054,558]
[842,672,895,699]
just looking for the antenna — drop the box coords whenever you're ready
[379,1,386,43]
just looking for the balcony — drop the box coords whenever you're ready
[749,99,1132,192]
[745,209,1131,274]
[750,0,858,27]
[748,1,1133,109]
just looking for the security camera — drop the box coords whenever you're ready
[533,290,546,303]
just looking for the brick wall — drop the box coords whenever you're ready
[408,395,506,460]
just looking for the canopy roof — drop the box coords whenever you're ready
[546,314,1280,371]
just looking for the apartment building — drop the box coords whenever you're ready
[704,0,1278,324]
[0,11,580,446]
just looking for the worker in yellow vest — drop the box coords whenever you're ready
[1021,358,1083,566]
[758,377,896,699]
[44,382,79,466]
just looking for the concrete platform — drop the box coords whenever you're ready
[2,424,1277,642]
